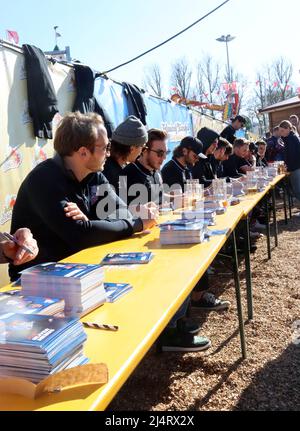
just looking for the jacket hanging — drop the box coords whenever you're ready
[22,44,59,139]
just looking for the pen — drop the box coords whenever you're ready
[82,322,119,331]
[0,232,34,255]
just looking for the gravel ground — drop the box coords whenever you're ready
[108,208,300,411]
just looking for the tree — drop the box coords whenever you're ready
[255,57,295,108]
[143,64,163,97]
[244,57,295,135]
[170,57,192,99]
[196,55,221,113]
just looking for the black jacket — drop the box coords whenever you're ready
[121,161,163,205]
[282,132,300,172]
[191,156,215,188]
[210,156,224,178]
[73,64,114,138]
[220,125,236,145]
[222,154,246,178]
[122,82,147,125]
[256,155,268,168]
[9,155,143,281]
[22,44,59,139]
[161,158,192,192]
[102,156,124,193]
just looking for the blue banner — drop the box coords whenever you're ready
[94,77,194,162]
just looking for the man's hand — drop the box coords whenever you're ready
[1,228,38,266]
[64,202,88,222]
[129,202,159,231]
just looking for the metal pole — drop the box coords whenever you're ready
[226,39,231,82]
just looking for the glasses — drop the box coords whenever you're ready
[95,142,111,153]
[148,149,169,158]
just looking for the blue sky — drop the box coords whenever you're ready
[1,0,300,98]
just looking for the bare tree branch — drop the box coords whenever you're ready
[170,57,192,99]
[143,64,163,97]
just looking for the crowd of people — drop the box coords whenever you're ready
[1,110,300,352]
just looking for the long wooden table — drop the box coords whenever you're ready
[0,175,286,411]
[0,205,246,411]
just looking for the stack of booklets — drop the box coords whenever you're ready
[204,199,226,215]
[159,219,207,245]
[0,313,88,383]
[21,262,106,317]
[0,291,64,316]
[104,282,133,302]
[181,209,216,226]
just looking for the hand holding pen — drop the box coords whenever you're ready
[0,228,39,265]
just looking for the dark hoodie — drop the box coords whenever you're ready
[191,128,219,187]
[9,155,143,281]
[282,131,300,172]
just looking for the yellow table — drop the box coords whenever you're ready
[0,206,245,411]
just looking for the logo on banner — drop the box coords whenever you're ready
[2,147,23,172]
[161,121,190,142]
[32,146,48,168]
[0,195,16,225]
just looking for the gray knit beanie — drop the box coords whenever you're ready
[112,115,148,146]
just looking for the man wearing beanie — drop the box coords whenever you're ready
[191,127,220,187]
[161,136,206,191]
[102,115,148,193]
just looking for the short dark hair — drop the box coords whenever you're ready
[54,111,104,157]
[110,140,132,158]
[232,115,246,125]
[173,145,185,158]
[256,140,266,147]
[217,137,233,156]
[273,126,280,132]
[147,129,167,149]
[217,137,231,150]
[233,138,249,149]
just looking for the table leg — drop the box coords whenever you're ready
[271,187,278,247]
[243,217,253,321]
[283,182,288,225]
[231,230,247,359]
[265,194,271,260]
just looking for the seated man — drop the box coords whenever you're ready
[210,137,233,178]
[102,115,148,193]
[220,115,246,145]
[192,127,220,187]
[9,112,156,281]
[222,138,253,178]
[0,228,38,266]
[121,129,168,206]
[256,140,268,167]
[161,136,205,191]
